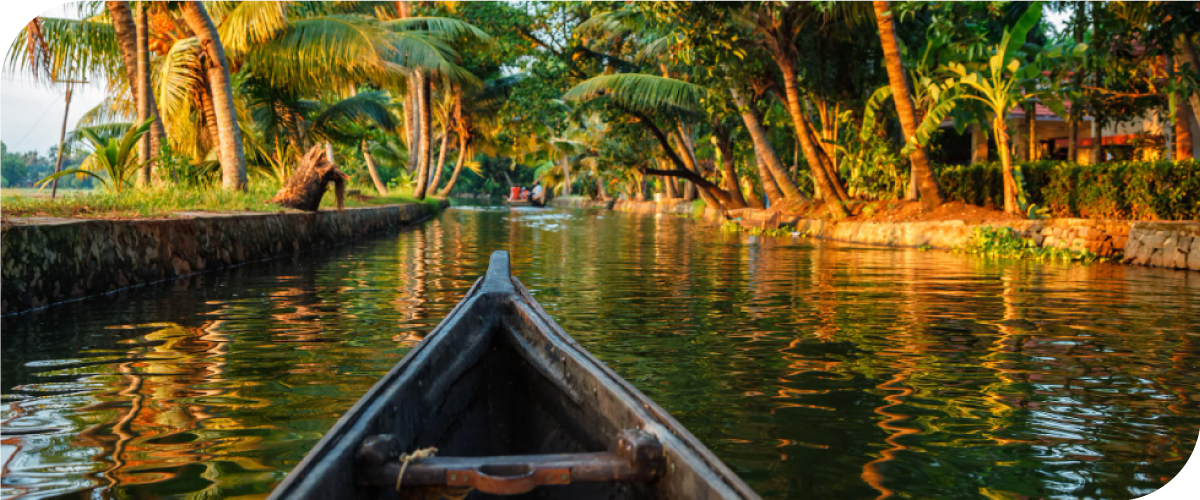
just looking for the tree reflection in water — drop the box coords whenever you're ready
[2,203,1198,500]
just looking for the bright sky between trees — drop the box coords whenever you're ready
[0,1,106,154]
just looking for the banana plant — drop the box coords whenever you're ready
[37,118,155,193]
[942,1,1084,214]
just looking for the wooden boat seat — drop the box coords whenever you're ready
[356,429,663,495]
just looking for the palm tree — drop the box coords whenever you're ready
[564,73,736,207]
[737,3,851,218]
[106,1,167,183]
[179,1,246,191]
[873,1,945,210]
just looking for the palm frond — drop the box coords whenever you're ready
[563,74,705,114]
[77,95,136,127]
[386,17,491,45]
[311,91,398,134]
[218,0,290,57]
[6,17,120,84]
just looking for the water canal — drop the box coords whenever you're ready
[3,200,1198,500]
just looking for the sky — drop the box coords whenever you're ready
[2,2,107,156]
[0,2,1073,157]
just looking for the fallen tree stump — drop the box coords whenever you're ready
[269,145,349,212]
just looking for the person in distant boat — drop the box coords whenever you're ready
[531,182,544,203]
[521,186,529,200]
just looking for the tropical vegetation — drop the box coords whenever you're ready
[1,1,1197,220]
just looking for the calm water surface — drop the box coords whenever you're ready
[3,201,1198,500]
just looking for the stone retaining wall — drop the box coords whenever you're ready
[1,202,445,314]
[560,197,1199,272]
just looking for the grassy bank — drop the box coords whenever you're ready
[0,183,443,219]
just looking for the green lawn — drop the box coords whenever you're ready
[0,183,442,219]
[1,187,96,198]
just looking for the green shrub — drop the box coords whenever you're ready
[938,159,1200,220]
[955,226,1101,263]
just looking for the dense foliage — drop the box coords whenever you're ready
[2,1,1198,221]
[939,159,1200,220]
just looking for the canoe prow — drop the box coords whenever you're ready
[268,250,760,500]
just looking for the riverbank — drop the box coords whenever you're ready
[549,196,1200,272]
[0,201,447,315]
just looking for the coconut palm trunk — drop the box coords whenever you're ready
[560,154,572,196]
[1179,35,1200,124]
[413,72,432,199]
[712,123,747,208]
[199,84,222,149]
[730,87,806,202]
[755,152,785,206]
[362,139,389,196]
[776,56,847,218]
[1068,2,1086,163]
[438,134,469,197]
[107,1,166,174]
[873,1,944,209]
[669,131,720,207]
[135,3,152,185]
[1173,46,1195,160]
[429,129,451,192]
[50,87,72,199]
[180,1,246,191]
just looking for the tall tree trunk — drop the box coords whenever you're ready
[50,87,72,199]
[675,131,698,202]
[755,152,785,206]
[713,123,748,208]
[805,117,850,202]
[1178,35,1200,125]
[596,176,610,201]
[1068,2,1085,163]
[438,134,469,197]
[1176,92,1195,160]
[970,123,989,164]
[362,139,388,196]
[136,3,152,185]
[776,57,847,217]
[994,116,1019,214]
[181,1,246,191]
[1173,46,1195,160]
[1091,5,1104,165]
[413,72,432,199]
[1027,103,1038,161]
[873,0,944,209]
[662,160,679,198]
[429,129,451,193]
[634,110,732,205]
[107,1,166,170]
[560,154,572,196]
[405,75,419,171]
[743,174,765,209]
[730,87,806,202]
[199,83,221,150]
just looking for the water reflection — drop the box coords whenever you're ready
[2,201,1198,500]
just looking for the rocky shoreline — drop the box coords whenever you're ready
[1,201,447,315]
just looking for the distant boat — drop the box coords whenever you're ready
[267,251,761,500]
[506,197,544,207]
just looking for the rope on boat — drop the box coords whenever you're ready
[395,447,439,492]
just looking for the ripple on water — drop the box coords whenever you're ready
[2,203,1198,500]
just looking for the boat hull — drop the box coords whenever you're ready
[268,251,759,500]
